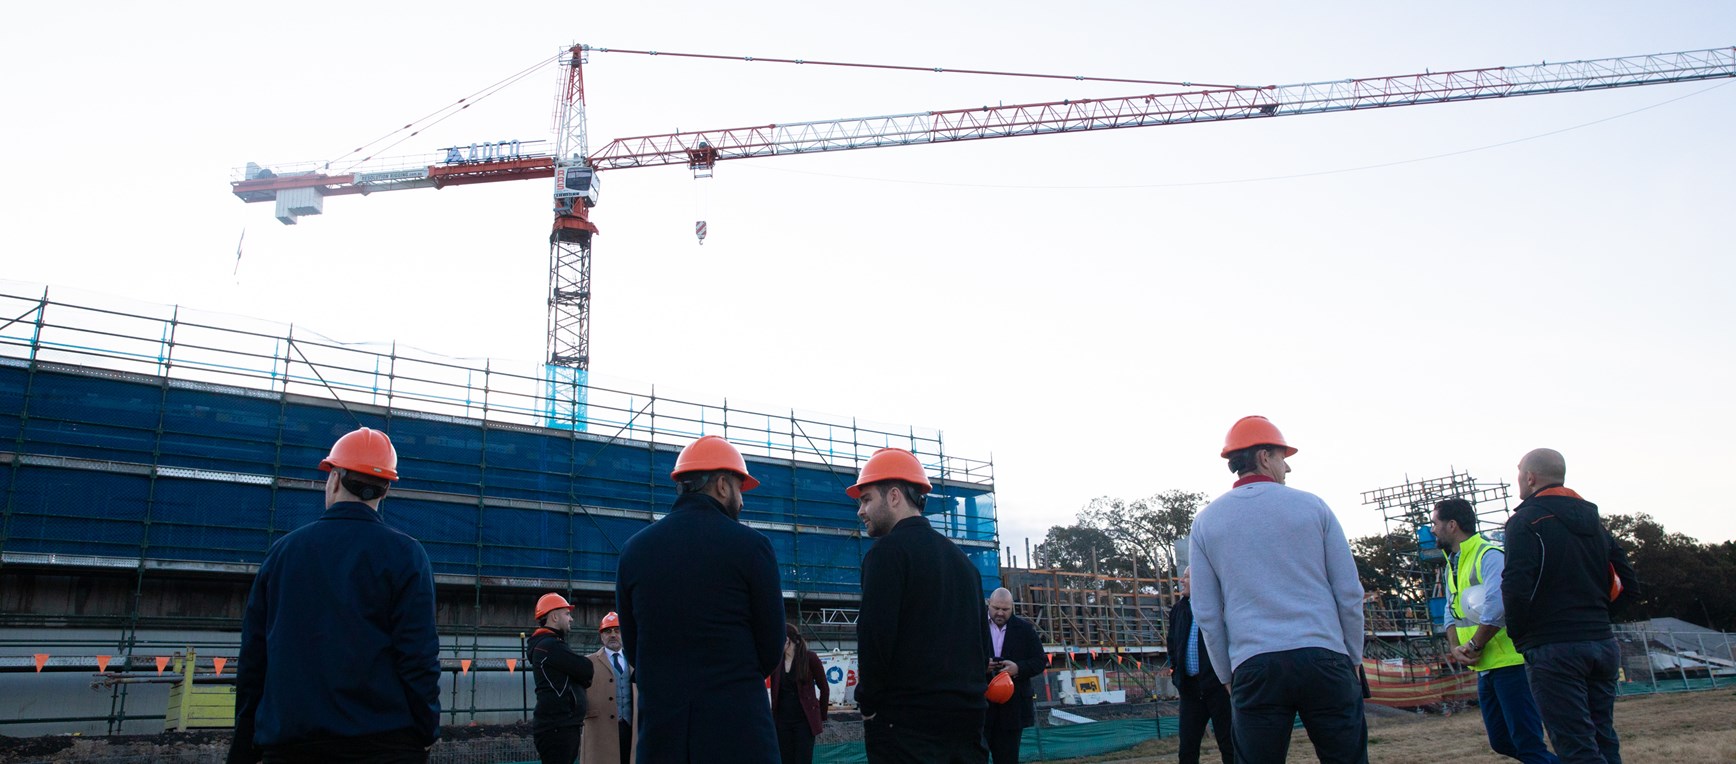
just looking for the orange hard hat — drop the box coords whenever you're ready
[1220,415,1298,459]
[534,593,573,620]
[986,672,1014,704]
[671,435,759,491]
[319,427,400,480]
[599,611,621,631]
[846,448,933,499]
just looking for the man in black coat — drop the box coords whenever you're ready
[984,587,1046,764]
[1167,567,1233,764]
[853,447,991,763]
[528,593,594,764]
[615,435,784,763]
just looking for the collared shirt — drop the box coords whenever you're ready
[988,616,1007,657]
[1185,619,1202,676]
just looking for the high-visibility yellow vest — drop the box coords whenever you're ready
[1446,533,1523,672]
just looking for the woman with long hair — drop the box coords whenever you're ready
[770,622,829,764]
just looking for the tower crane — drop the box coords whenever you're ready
[231,45,1736,427]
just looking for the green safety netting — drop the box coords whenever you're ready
[814,716,1179,764]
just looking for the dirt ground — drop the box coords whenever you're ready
[1052,689,1736,763]
[4,690,1731,762]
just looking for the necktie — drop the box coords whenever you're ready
[613,652,625,677]
[1186,620,1201,677]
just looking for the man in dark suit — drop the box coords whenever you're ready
[1167,567,1233,764]
[983,587,1047,764]
[615,435,784,763]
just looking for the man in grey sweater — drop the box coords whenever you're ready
[1188,415,1368,763]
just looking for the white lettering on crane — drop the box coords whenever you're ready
[442,140,525,164]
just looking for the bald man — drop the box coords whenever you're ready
[983,588,1045,764]
[1501,448,1636,764]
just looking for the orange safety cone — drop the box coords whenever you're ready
[461,659,472,674]
[155,656,170,675]
[33,654,48,672]
[506,659,518,673]
[213,658,228,676]
[96,656,112,673]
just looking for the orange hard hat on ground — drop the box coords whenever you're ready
[846,448,933,499]
[986,672,1014,704]
[534,593,573,620]
[319,427,400,480]
[671,435,759,491]
[1220,415,1298,459]
[599,612,620,631]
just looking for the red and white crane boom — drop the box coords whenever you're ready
[230,45,1735,425]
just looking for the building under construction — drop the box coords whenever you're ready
[0,287,997,735]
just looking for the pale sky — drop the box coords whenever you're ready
[3,2,1732,550]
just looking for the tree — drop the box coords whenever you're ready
[1077,489,1208,579]
[1032,524,1127,576]
[1350,530,1414,600]
[1603,513,1736,630]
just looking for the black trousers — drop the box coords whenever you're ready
[534,725,582,764]
[1177,677,1234,764]
[864,715,989,764]
[1230,648,1367,764]
[985,725,1021,764]
[619,719,634,763]
[777,718,817,764]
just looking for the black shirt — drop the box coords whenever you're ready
[856,515,990,732]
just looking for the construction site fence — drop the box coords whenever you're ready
[1610,625,1735,696]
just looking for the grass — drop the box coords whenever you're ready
[1049,689,1736,763]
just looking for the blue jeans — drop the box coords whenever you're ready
[1524,638,1621,764]
[1478,664,1558,763]
[1230,647,1368,764]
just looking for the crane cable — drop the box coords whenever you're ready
[327,51,564,174]
[585,45,1243,90]
[324,45,1238,176]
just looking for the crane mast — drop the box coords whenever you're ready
[230,45,1736,428]
[547,44,600,425]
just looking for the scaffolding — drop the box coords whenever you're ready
[0,284,997,734]
[1361,470,1511,678]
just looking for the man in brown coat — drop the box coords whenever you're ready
[582,612,636,763]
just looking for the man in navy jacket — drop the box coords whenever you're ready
[1167,567,1233,764]
[615,435,784,763]
[229,428,441,764]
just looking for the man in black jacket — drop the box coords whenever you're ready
[853,447,991,764]
[528,593,594,764]
[983,587,1046,764]
[1167,567,1233,764]
[1502,448,1637,764]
